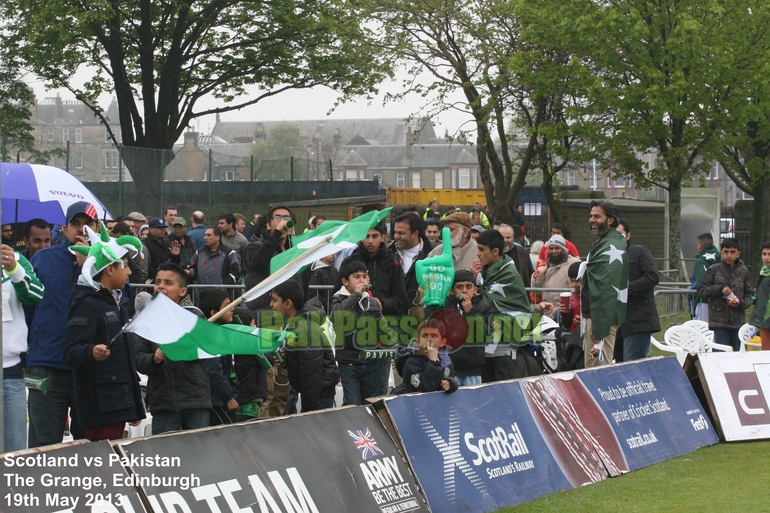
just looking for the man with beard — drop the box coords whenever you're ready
[426,212,479,271]
[581,200,629,367]
[532,234,581,319]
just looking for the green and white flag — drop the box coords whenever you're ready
[237,208,392,304]
[583,228,629,339]
[124,293,282,361]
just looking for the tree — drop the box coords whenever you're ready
[2,0,389,213]
[0,55,62,164]
[368,0,582,225]
[248,123,304,181]
[520,0,758,276]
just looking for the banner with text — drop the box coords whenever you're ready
[691,351,770,441]
[381,381,607,513]
[571,356,719,471]
[115,406,429,513]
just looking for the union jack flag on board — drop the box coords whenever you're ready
[347,428,384,460]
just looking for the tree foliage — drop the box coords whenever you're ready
[1,0,390,212]
[518,0,762,275]
[367,0,583,225]
[248,122,304,181]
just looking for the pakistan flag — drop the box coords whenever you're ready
[584,229,629,339]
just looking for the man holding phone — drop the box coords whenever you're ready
[27,201,99,447]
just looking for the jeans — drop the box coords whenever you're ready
[712,328,740,352]
[27,366,84,448]
[3,376,26,452]
[338,362,381,406]
[456,375,482,387]
[151,409,210,435]
[482,356,514,383]
[623,331,653,361]
[378,360,391,395]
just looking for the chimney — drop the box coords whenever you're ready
[184,131,199,147]
[406,125,413,165]
[333,128,341,151]
[256,123,266,141]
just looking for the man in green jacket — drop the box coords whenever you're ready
[471,230,551,382]
[691,233,721,322]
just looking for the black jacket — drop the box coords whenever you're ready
[447,296,490,377]
[165,233,197,270]
[143,236,171,281]
[284,297,340,411]
[389,237,433,304]
[63,285,145,429]
[338,242,410,316]
[698,260,754,329]
[134,306,211,413]
[330,288,384,365]
[298,261,338,312]
[620,241,661,337]
[506,245,534,288]
[391,350,459,395]
[243,230,288,310]
[234,355,269,404]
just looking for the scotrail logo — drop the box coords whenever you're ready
[417,407,488,504]
[348,428,385,460]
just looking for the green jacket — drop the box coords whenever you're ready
[481,254,534,346]
[691,245,721,305]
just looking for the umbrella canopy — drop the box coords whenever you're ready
[1,163,113,225]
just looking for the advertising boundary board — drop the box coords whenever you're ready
[2,406,428,513]
[373,357,718,513]
[686,351,770,442]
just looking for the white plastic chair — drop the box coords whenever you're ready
[739,323,762,351]
[652,325,733,366]
[683,320,714,344]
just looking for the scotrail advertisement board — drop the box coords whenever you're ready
[381,381,607,513]
[570,357,719,470]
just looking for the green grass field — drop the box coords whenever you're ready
[496,441,770,513]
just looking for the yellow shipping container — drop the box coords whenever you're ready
[387,188,488,207]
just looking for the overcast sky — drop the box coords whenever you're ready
[28,73,473,143]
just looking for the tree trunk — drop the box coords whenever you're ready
[668,178,683,280]
[121,145,174,216]
[542,169,562,224]
[750,173,770,280]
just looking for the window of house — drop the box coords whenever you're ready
[459,168,470,189]
[105,130,112,143]
[710,161,719,180]
[614,175,625,188]
[75,128,82,143]
[104,150,118,169]
[412,171,421,188]
[589,162,597,189]
[567,169,576,186]
[225,170,235,181]
[396,172,405,187]
[46,128,55,142]
[434,171,443,189]
[346,170,357,181]
[75,152,83,169]
[451,169,457,188]
[472,169,477,188]
[62,128,69,143]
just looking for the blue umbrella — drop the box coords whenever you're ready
[1,162,113,225]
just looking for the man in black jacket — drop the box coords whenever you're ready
[243,206,294,311]
[615,220,660,361]
[390,212,432,304]
[144,218,171,281]
[134,263,211,434]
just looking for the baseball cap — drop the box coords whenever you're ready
[470,225,485,234]
[66,201,98,224]
[148,218,168,228]
[171,218,187,226]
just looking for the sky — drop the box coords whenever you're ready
[28,73,474,144]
